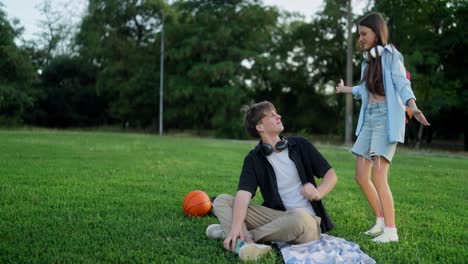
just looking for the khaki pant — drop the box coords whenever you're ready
[212,194,321,244]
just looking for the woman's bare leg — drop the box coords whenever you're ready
[355,156,383,218]
[371,156,398,242]
[371,156,394,227]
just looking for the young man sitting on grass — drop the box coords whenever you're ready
[206,101,338,261]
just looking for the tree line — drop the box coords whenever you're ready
[0,0,467,150]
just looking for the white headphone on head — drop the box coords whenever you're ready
[363,45,384,61]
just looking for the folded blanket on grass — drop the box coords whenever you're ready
[275,234,376,264]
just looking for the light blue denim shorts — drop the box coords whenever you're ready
[351,101,397,163]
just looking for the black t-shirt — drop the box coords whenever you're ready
[238,136,335,233]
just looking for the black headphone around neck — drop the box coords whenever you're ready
[259,137,288,156]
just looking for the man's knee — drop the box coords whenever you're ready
[291,208,313,222]
[212,194,234,210]
[290,209,321,243]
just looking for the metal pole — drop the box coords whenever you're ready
[345,0,354,145]
[159,14,164,136]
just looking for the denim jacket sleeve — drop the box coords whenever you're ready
[390,50,415,105]
[352,84,363,100]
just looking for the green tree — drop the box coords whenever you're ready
[30,0,81,67]
[0,4,36,125]
[164,0,280,137]
[32,56,107,127]
[243,0,359,135]
[76,0,167,128]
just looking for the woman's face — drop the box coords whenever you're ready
[358,25,377,51]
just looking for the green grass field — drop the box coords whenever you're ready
[1,130,467,263]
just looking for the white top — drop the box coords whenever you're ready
[266,150,316,216]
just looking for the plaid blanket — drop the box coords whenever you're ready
[275,234,376,264]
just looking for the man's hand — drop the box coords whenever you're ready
[223,227,244,252]
[222,190,252,252]
[301,182,321,201]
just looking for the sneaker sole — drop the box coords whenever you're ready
[363,230,383,237]
[239,244,272,261]
[372,236,399,243]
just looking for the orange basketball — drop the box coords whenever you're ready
[182,190,212,217]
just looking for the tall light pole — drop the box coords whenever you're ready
[159,12,165,136]
[345,0,354,145]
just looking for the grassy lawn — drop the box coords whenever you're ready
[0,129,466,263]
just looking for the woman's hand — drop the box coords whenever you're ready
[412,109,430,126]
[407,99,430,126]
[336,79,345,93]
[335,79,353,93]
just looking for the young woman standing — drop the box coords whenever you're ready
[336,12,430,243]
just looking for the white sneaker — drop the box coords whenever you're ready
[372,227,399,243]
[206,224,225,239]
[364,218,384,237]
[238,243,272,261]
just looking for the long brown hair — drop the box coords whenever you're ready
[359,12,389,96]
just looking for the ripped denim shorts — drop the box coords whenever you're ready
[351,101,397,163]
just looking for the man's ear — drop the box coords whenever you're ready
[256,123,264,133]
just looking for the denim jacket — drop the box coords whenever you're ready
[352,45,415,143]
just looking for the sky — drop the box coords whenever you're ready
[1,0,365,41]
[2,0,86,41]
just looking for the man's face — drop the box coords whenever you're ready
[256,109,284,135]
